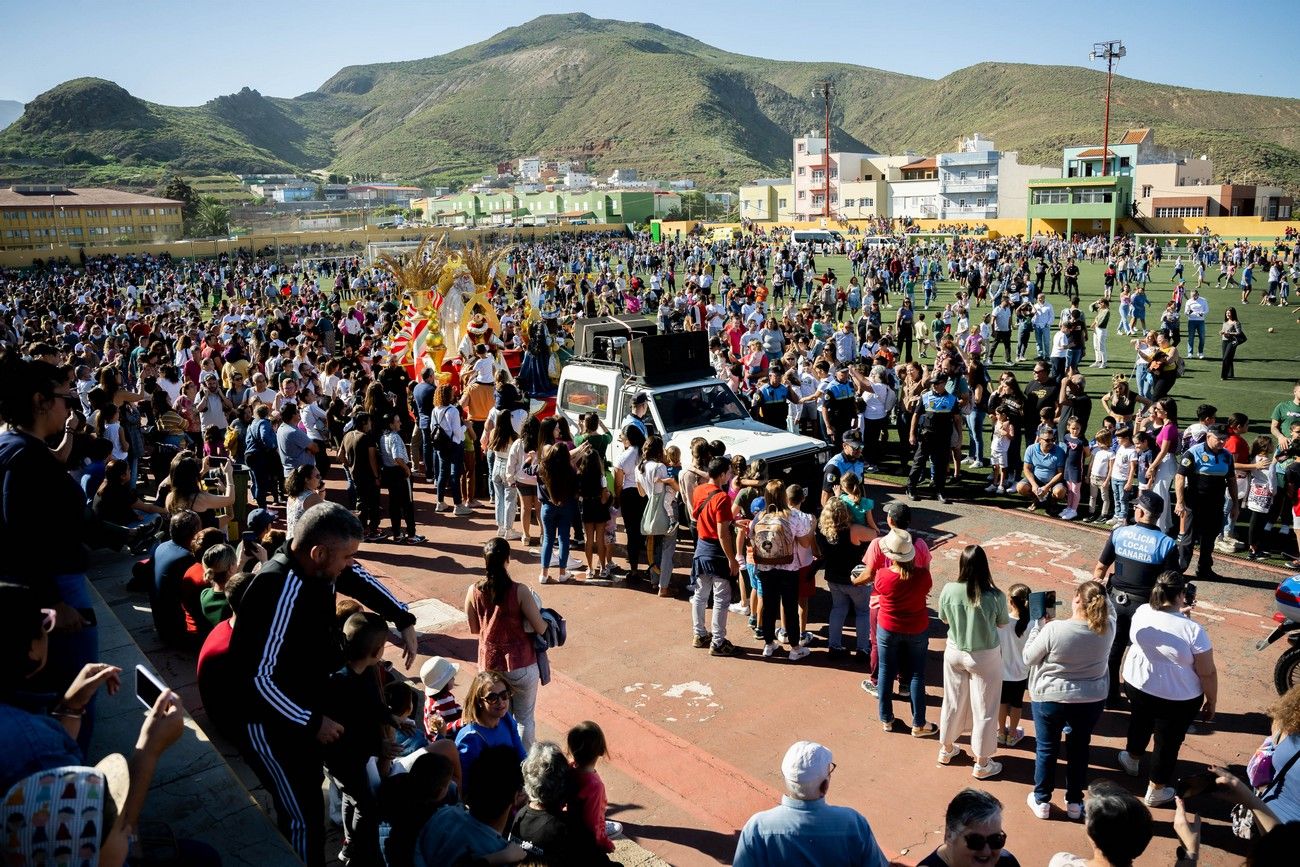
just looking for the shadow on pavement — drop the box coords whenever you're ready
[619,820,739,863]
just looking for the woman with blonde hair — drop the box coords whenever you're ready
[816,498,874,659]
[752,480,809,661]
[1024,580,1115,820]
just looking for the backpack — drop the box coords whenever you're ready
[431,406,455,452]
[751,509,794,566]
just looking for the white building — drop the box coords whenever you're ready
[517,156,542,181]
[936,134,998,220]
[607,168,639,185]
[563,171,594,189]
[888,157,941,220]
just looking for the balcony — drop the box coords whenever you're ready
[940,178,997,193]
[941,205,998,218]
[938,151,998,167]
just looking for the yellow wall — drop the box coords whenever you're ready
[0,205,184,250]
[0,222,626,268]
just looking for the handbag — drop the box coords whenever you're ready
[641,486,670,535]
[1235,329,1248,345]
[1233,739,1300,839]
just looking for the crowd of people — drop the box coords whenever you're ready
[0,224,1297,866]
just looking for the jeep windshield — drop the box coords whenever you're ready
[653,383,751,433]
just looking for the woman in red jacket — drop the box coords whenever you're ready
[873,528,937,737]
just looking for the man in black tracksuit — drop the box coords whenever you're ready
[228,502,417,865]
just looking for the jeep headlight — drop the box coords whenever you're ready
[815,449,831,464]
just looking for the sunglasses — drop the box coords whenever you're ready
[482,689,510,705]
[39,608,57,633]
[964,832,1007,851]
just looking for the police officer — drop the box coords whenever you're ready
[622,391,651,437]
[907,372,960,503]
[1092,490,1180,705]
[819,364,858,448]
[1174,422,1238,580]
[752,366,804,429]
[821,431,867,506]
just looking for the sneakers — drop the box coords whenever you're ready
[406,534,427,544]
[972,760,1003,780]
[1118,750,1141,777]
[728,602,751,615]
[710,639,738,657]
[860,679,879,696]
[1059,508,1078,521]
[434,503,451,514]
[1067,801,1085,820]
[605,820,623,839]
[453,504,473,516]
[502,529,522,541]
[539,573,556,585]
[1145,786,1176,807]
[798,631,814,647]
[1005,727,1024,747]
[775,627,788,643]
[692,634,710,649]
[762,642,779,658]
[1027,792,1051,820]
[984,482,1000,493]
[911,723,938,738]
[787,646,811,661]
[937,745,962,765]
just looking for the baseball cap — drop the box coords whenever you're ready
[1136,490,1165,516]
[419,656,459,695]
[842,432,862,448]
[632,392,649,406]
[781,741,834,795]
[245,508,276,536]
[883,501,913,527]
[1207,423,1229,438]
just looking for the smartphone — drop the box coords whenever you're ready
[241,530,257,546]
[209,456,228,467]
[1176,770,1219,799]
[1183,581,1198,606]
[1029,590,1057,621]
[135,664,167,710]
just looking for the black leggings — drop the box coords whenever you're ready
[620,487,647,571]
[383,467,414,534]
[759,568,800,644]
[1124,685,1203,785]
[1248,510,1269,552]
[1221,338,1239,379]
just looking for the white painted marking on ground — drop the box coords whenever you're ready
[974,532,1094,583]
[663,681,714,699]
[406,597,469,633]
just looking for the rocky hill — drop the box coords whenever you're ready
[2,13,1298,192]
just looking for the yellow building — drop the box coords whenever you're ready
[739,179,794,222]
[0,185,185,250]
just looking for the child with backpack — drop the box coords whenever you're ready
[752,481,809,661]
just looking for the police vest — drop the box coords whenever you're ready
[823,382,856,420]
[1109,523,1176,594]
[823,454,867,489]
[1179,443,1233,497]
[918,391,958,434]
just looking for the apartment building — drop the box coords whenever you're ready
[0,185,184,250]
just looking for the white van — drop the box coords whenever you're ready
[790,229,836,246]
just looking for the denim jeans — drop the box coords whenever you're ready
[1111,480,1130,523]
[1031,699,1105,805]
[876,626,928,727]
[828,582,871,652]
[492,475,518,535]
[418,424,434,483]
[436,446,462,504]
[964,409,986,463]
[1034,325,1050,358]
[1186,320,1206,356]
[540,500,575,572]
[502,663,540,750]
[485,450,497,503]
[655,523,678,587]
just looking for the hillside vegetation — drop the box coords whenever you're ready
[2,14,1298,192]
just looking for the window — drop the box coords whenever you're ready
[33,228,57,238]
[1032,189,1070,205]
[778,198,787,208]
[977,170,991,180]
[559,380,608,416]
[797,167,806,176]
[3,229,30,239]
[843,198,855,207]
[797,191,806,200]
[88,227,110,236]
[28,210,52,219]
[60,227,83,237]
[114,226,133,234]
[1075,189,1114,204]
[812,194,824,206]
[139,225,158,233]
[797,143,805,153]
[976,198,987,207]
[959,171,968,181]
[812,170,824,181]
[1119,157,1131,168]
[1282,205,1293,220]
[958,198,966,207]
[1,211,23,221]
[859,197,873,207]
[139,208,155,216]
[829,167,838,178]
[829,193,837,203]
[1141,185,1153,197]
[1154,206,1205,218]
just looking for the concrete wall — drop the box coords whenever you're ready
[0,223,627,269]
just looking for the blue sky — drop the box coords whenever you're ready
[3,0,1298,104]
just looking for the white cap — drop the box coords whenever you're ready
[781,741,833,797]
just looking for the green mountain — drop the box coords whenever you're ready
[3,13,1299,193]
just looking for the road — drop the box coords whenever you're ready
[360,477,1287,866]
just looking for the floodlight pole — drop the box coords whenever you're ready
[820,80,832,218]
[1090,40,1126,178]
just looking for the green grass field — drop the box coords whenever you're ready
[753,255,1300,443]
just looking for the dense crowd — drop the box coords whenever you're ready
[0,225,1298,867]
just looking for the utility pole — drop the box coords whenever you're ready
[1089,40,1126,177]
[813,80,833,218]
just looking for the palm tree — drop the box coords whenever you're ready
[190,196,230,237]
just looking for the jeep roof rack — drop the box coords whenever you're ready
[569,316,713,386]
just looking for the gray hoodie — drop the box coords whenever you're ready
[1024,614,1116,704]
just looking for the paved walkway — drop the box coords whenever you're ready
[356,478,1287,867]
